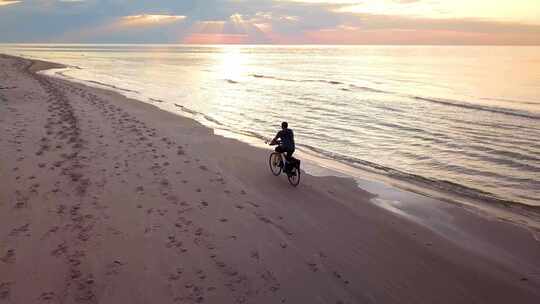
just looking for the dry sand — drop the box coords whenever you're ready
[1,54,539,304]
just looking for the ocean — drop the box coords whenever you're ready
[2,44,539,207]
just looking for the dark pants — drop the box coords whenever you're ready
[275,146,295,161]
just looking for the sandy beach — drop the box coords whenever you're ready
[1,54,539,304]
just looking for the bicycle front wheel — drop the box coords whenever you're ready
[269,152,282,176]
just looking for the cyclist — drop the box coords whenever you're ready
[269,122,295,174]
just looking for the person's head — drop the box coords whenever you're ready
[281,121,288,130]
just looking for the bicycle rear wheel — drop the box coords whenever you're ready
[269,152,282,176]
[287,166,301,186]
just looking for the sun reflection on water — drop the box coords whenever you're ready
[214,46,251,82]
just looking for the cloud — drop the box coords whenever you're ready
[119,14,186,27]
[334,0,540,24]
[183,14,271,44]
[304,11,540,44]
[0,0,21,6]
[339,12,540,34]
[0,0,538,44]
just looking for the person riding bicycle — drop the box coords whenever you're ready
[269,122,295,174]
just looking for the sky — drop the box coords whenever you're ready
[0,0,539,44]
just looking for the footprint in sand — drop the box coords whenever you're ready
[168,268,183,281]
[307,262,319,272]
[333,271,350,285]
[166,236,183,249]
[56,204,66,214]
[166,195,180,205]
[105,260,123,276]
[51,242,68,257]
[194,269,208,281]
[247,201,260,208]
[41,226,59,240]
[9,223,30,237]
[14,193,28,209]
[38,291,56,302]
[0,249,15,264]
[194,228,204,236]
[260,270,281,293]
[250,250,259,260]
[0,282,12,300]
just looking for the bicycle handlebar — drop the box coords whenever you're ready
[266,139,281,146]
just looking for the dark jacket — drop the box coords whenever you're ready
[276,128,295,150]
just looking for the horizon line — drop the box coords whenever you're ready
[1,42,539,47]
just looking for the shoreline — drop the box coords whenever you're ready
[13,45,537,211]
[1,54,539,303]
[30,53,540,231]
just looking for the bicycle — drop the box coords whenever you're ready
[267,140,301,187]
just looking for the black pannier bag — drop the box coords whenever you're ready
[286,157,300,171]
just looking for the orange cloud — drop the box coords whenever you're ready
[183,33,249,44]
[183,14,272,44]
[118,14,186,27]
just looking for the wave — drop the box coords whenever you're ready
[412,96,540,120]
[154,101,539,209]
[251,73,538,120]
[481,97,540,106]
[173,103,198,115]
[173,103,224,127]
[299,144,538,210]
[250,74,391,94]
[84,80,140,94]
[44,61,538,210]
[53,69,140,94]
[251,73,344,86]
[348,84,390,94]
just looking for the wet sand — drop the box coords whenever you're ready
[1,54,539,304]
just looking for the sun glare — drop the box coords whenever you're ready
[215,47,250,82]
[0,0,20,6]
